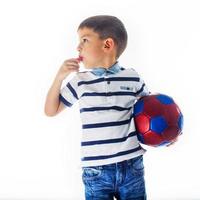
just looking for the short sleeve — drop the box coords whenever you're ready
[133,70,150,98]
[59,75,79,107]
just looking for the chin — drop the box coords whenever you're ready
[83,63,93,69]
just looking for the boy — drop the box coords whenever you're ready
[44,15,150,200]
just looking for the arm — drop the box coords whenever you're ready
[44,75,66,116]
[44,58,80,117]
[135,75,150,99]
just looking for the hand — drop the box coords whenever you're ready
[166,137,178,147]
[56,58,80,81]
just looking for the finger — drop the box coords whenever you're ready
[64,58,79,64]
[63,60,79,65]
[66,66,80,70]
[66,63,79,67]
[167,142,175,147]
[68,68,79,72]
[67,66,79,70]
[64,62,79,68]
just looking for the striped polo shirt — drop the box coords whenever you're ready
[59,61,150,167]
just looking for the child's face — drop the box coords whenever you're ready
[77,27,108,69]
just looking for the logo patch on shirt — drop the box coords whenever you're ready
[120,86,134,91]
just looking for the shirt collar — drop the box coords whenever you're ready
[91,61,121,77]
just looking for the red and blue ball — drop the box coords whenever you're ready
[134,94,183,147]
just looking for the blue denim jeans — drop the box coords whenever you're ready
[82,155,146,200]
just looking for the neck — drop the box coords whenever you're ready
[97,57,117,69]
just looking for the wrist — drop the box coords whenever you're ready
[55,72,69,82]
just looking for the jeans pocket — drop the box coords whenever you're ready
[82,167,103,181]
[130,156,144,176]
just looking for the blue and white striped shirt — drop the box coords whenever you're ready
[59,62,150,167]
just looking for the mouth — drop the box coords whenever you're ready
[77,55,83,62]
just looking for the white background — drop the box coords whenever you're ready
[0,0,199,199]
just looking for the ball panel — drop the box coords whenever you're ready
[143,97,163,117]
[137,133,145,144]
[162,126,180,141]
[156,94,174,105]
[143,130,163,146]
[134,99,144,116]
[150,116,167,134]
[135,114,150,133]
[163,104,180,125]
[178,113,184,131]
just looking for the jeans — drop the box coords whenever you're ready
[82,155,146,200]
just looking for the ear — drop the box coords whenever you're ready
[103,38,115,50]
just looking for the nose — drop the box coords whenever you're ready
[76,43,82,52]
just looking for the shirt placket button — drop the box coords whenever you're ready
[105,73,113,103]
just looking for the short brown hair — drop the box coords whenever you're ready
[78,15,128,59]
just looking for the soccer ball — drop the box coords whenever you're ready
[134,94,183,147]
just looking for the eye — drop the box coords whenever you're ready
[82,38,88,43]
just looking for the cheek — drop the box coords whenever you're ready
[86,49,100,58]
[84,44,104,58]
[92,47,104,56]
